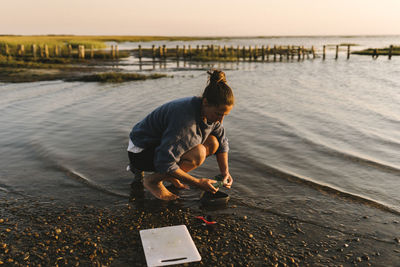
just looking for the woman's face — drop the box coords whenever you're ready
[202,99,233,123]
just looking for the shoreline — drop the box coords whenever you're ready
[1,191,399,266]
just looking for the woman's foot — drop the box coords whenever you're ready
[143,175,179,201]
[166,177,189,189]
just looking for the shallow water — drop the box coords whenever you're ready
[1,37,399,221]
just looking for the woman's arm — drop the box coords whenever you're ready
[169,168,218,193]
[216,152,233,188]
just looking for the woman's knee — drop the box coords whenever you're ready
[192,144,207,166]
[180,144,207,169]
[204,135,219,156]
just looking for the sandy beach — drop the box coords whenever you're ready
[1,189,399,266]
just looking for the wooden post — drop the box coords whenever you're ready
[242,46,246,60]
[163,45,167,59]
[210,45,214,57]
[115,45,119,59]
[32,44,37,59]
[183,45,187,60]
[54,45,60,57]
[196,45,200,55]
[286,46,290,60]
[230,45,234,58]
[5,44,10,56]
[176,45,179,60]
[254,45,258,61]
[291,46,295,60]
[151,45,155,60]
[347,45,350,60]
[311,46,316,59]
[188,45,192,59]
[266,45,270,61]
[261,45,265,61]
[273,45,277,62]
[291,46,297,59]
[158,46,163,58]
[138,45,142,60]
[218,46,222,57]
[110,45,114,59]
[68,44,72,58]
[303,46,307,60]
[249,46,253,61]
[279,46,283,61]
[78,45,85,59]
[323,45,326,60]
[236,45,240,60]
[223,45,227,58]
[335,45,339,60]
[82,45,86,59]
[297,47,301,61]
[389,45,393,60]
[44,44,49,58]
[17,44,25,57]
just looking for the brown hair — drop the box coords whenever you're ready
[202,69,234,106]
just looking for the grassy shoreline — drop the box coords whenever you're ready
[1,35,398,83]
[0,35,223,51]
[352,46,400,56]
[0,49,170,83]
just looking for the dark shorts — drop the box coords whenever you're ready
[128,146,156,172]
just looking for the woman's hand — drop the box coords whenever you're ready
[216,153,233,188]
[197,178,218,193]
[222,173,233,188]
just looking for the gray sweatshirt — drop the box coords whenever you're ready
[129,96,229,174]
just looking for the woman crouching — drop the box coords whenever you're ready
[127,69,234,200]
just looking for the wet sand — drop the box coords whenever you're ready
[1,190,399,267]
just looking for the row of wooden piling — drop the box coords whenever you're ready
[1,43,395,61]
[0,44,120,59]
[136,44,396,61]
[137,44,317,61]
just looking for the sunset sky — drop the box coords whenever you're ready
[1,0,400,36]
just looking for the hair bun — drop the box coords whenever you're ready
[207,69,226,84]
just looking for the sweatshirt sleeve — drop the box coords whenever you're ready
[152,108,193,174]
[211,122,229,154]
[153,133,188,174]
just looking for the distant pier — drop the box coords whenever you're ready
[0,43,398,62]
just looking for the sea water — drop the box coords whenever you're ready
[0,36,399,218]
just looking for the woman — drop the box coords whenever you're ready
[127,69,234,200]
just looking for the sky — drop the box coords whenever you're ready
[1,0,400,36]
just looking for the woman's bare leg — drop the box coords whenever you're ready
[168,135,219,188]
[143,135,219,200]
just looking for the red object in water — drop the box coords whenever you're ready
[195,216,217,225]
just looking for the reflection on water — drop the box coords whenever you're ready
[122,58,238,72]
